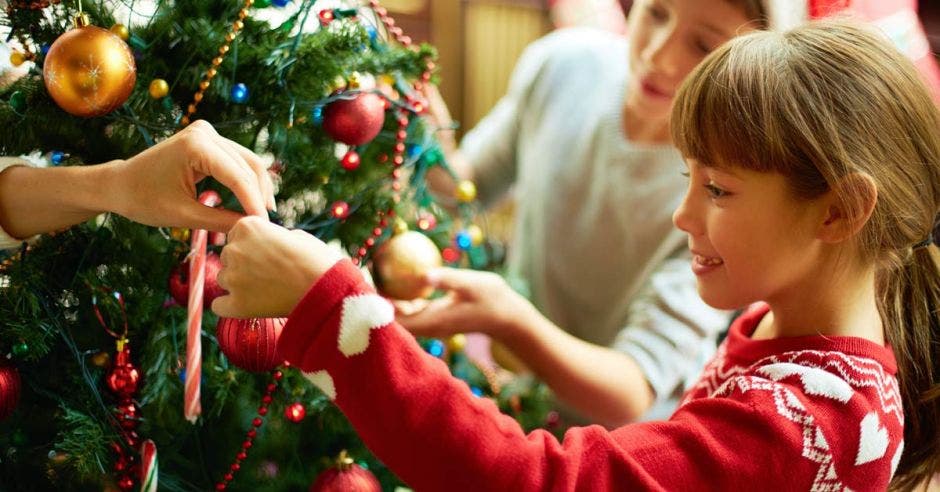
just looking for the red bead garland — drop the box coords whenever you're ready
[214,369,283,491]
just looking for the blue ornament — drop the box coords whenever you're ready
[272,0,290,6]
[230,83,249,104]
[50,151,65,165]
[426,339,445,358]
[40,44,50,56]
[311,105,324,125]
[470,387,484,397]
[367,26,378,42]
[407,144,422,159]
[455,231,472,251]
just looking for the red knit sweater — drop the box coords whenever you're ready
[278,260,904,491]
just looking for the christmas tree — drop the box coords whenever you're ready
[0,0,556,490]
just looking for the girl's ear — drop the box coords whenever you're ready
[817,172,878,244]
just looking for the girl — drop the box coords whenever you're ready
[214,21,940,489]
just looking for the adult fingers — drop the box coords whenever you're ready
[219,137,276,212]
[205,137,269,218]
[185,122,267,218]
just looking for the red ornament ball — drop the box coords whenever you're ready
[309,452,380,492]
[167,252,226,307]
[216,317,286,372]
[330,201,351,219]
[322,92,386,146]
[0,362,21,421]
[341,149,361,171]
[285,402,306,423]
[106,347,140,398]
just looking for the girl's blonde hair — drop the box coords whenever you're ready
[671,21,940,489]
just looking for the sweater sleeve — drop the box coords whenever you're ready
[459,30,572,207]
[279,260,896,491]
[611,256,733,408]
[0,157,38,250]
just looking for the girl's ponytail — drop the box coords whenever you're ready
[880,225,940,490]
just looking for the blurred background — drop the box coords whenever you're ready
[385,0,940,140]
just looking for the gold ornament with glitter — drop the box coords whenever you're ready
[43,13,136,117]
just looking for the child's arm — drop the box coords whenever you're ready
[396,267,655,427]
[278,260,808,490]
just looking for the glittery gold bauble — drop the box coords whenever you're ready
[372,231,442,300]
[43,18,137,118]
[149,79,169,99]
[455,180,477,203]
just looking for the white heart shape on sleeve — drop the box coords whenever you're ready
[855,412,889,466]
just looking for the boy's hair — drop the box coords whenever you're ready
[671,21,940,489]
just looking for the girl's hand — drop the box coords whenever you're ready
[108,120,276,232]
[396,268,536,341]
[212,217,343,318]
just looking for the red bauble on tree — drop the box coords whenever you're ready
[167,252,225,307]
[0,361,21,421]
[216,317,286,372]
[322,92,386,146]
[106,345,140,398]
[309,451,380,492]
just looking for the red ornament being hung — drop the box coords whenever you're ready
[309,450,380,492]
[167,252,226,307]
[0,361,21,421]
[216,317,286,372]
[322,92,386,146]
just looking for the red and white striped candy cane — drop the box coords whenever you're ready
[184,190,222,423]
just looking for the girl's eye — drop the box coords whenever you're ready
[646,5,668,22]
[705,182,727,199]
[693,38,712,55]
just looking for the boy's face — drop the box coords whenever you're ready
[624,0,757,122]
[672,160,830,311]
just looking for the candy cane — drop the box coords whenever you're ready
[139,439,158,492]
[184,190,222,423]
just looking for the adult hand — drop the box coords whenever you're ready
[108,120,275,232]
[212,217,344,318]
[396,268,535,340]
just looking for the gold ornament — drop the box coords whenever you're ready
[455,180,477,203]
[169,227,191,242]
[109,23,129,41]
[447,334,466,353]
[393,217,409,236]
[149,79,169,99]
[9,51,26,67]
[466,224,484,246]
[372,231,442,300]
[43,15,137,118]
[90,350,111,368]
